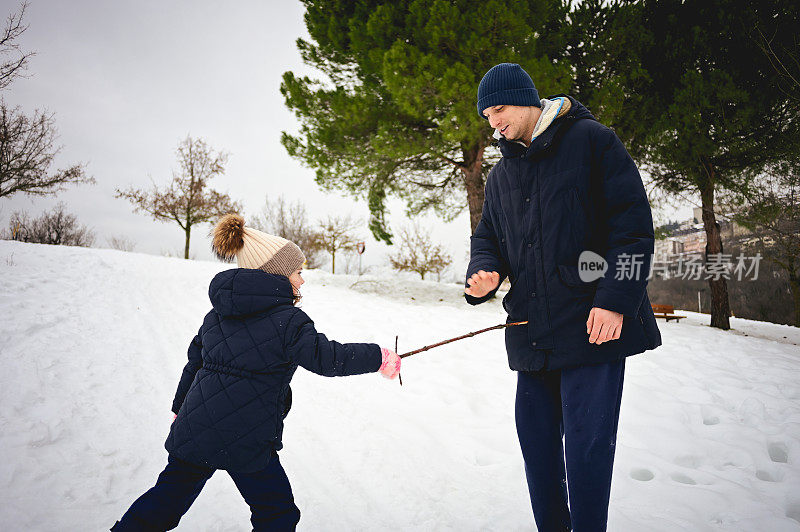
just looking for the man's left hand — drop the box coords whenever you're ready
[586,307,623,344]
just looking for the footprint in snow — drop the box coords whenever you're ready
[787,501,800,524]
[630,468,654,481]
[756,469,783,482]
[670,472,697,485]
[700,404,722,426]
[768,442,788,463]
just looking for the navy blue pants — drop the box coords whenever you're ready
[515,358,625,532]
[112,453,300,531]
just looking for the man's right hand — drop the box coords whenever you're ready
[465,270,500,298]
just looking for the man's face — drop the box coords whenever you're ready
[482,104,538,143]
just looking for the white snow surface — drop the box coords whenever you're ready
[1,240,799,531]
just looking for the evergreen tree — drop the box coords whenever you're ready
[566,0,652,147]
[628,0,800,329]
[281,0,571,242]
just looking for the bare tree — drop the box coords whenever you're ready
[3,202,95,246]
[0,4,91,199]
[389,222,452,280]
[316,214,361,274]
[161,247,195,260]
[725,160,800,326]
[0,105,91,198]
[107,235,136,252]
[115,136,241,259]
[339,248,370,275]
[0,2,34,90]
[249,195,323,268]
[750,17,800,104]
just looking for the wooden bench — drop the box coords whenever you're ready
[651,304,686,322]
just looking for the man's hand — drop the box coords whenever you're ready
[465,270,500,298]
[586,307,623,344]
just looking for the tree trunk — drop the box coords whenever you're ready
[789,270,800,327]
[184,225,191,259]
[699,173,731,330]
[331,250,336,274]
[461,143,487,235]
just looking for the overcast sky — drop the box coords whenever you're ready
[1,0,689,278]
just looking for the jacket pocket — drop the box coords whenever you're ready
[557,264,598,294]
[502,286,520,318]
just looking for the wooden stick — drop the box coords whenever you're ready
[396,335,402,386]
[399,321,529,359]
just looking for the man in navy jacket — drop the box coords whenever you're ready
[465,63,662,531]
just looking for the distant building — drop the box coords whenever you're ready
[680,229,707,254]
[693,206,703,224]
[662,206,754,254]
[654,238,684,259]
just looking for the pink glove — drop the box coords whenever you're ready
[173,414,177,422]
[379,347,401,379]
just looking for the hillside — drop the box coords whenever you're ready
[1,240,799,531]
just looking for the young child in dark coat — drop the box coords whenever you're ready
[112,214,401,531]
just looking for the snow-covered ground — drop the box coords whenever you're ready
[1,240,799,531]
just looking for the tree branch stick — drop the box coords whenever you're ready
[399,321,529,359]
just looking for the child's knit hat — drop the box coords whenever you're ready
[211,214,305,277]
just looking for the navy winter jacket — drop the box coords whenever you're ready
[465,96,662,371]
[165,269,382,473]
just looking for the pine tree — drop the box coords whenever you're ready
[281,0,571,242]
[627,0,800,329]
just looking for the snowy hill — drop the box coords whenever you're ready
[1,240,799,531]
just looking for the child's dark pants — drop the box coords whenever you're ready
[111,452,301,531]
[515,358,625,532]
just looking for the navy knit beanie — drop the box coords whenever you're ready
[476,63,541,119]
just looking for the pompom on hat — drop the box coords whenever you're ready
[212,214,305,277]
